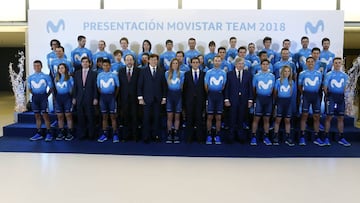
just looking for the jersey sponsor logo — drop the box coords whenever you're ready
[46,19,65,33]
[320,57,333,65]
[74,53,88,62]
[330,78,344,88]
[305,20,324,34]
[304,77,319,86]
[258,80,273,90]
[100,78,115,88]
[31,79,47,89]
[210,76,224,86]
[56,81,67,89]
[280,84,291,92]
[170,77,180,85]
[164,58,171,67]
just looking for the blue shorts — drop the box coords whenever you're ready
[31,93,48,114]
[302,91,321,114]
[100,94,117,114]
[276,97,292,118]
[254,95,273,117]
[55,93,72,113]
[326,93,345,116]
[207,91,223,114]
[166,90,182,113]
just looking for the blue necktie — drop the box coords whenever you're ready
[194,71,198,84]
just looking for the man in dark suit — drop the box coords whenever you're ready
[72,56,99,140]
[137,54,167,143]
[224,57,253,143]
[118,54,140,141]
[183,57,206,143]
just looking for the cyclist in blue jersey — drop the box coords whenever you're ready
[50,46,73,79]
[225,36,237,64]
[252,51,274,75]
[273,48,296,79]
[176,51,190,72]
[165,58,185,144]
[204,40,217,70]
[184,37,200,65]
[71,35,93,72]
[160,39,176,70]
[294,36,312,73]
[273,65,295,146]
[245,42,260,68]
[111,50,125,75]
[96,59,120,143]
[233,46,252,71]
[320,37,336,74]
[119,37,137,64]
[28,60,54,142]
[47,39,66,72]
[204,55,227,144]
[323,57,351,146]
[275,39,294,63]
[251,59,275,146]
[137,39,152,66]
[261,36,276,65]
[298,56,324,146]
[197,55,207,71]
[53,63,74,141]
[218,47,233,72]
[92,40,114,69]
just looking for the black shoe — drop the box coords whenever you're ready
[64,132,74,141]
[56,132,65,141]
[173,132,180,144]
[272,134,279,145]
[166,132,173,144]
[285,137,295,146]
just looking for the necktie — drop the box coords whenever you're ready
[240,70,243,83]
[152,68,156,77]
[194,71,198,84]
[82,69,88,86]
[237,71,241,83]
[127,69,131,82]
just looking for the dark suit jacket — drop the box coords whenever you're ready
[137,66,166,104]
[72,68,98,105]
[118,67,140,104]
[224,69,253,104]
[183,70,206,106]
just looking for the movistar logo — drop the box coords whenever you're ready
[46,19,65,33]
[305,20,324,34]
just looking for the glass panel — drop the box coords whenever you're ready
[29,0,100,9]
[104,0,177,9]
[183,0,257,9]
[0,0,26,21]
[341,0,360,21]
[262,0,336,10]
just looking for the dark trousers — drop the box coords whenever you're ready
[77,103,95,138]
[185,97,204,141]
[142,99,161,140]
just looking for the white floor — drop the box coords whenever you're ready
[1,92,360,203]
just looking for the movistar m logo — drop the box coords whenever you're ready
[46,19,65,33]
[305,20,324,34]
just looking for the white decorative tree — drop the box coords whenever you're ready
[8,51,27,113]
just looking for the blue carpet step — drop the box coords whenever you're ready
[16,112,57,124]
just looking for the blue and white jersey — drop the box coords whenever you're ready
[220,59,234,72]
[323,70,349,94]
[204,68,227,92]
[165,70,185,91]
[251,63,274,76]
[110,62,125,75]
[204,52,216,70]
[302,60,327,76]
[50,57,74,77]
[319,50,335,73]
[137,51,152,66]
[97,72,120,94]
[261,48,276,64]
[226,48,237,64]
[180,64,190,72]
[121,49,137,64]
[253,71,275,96]
[46,51,57,69]
[71,47,93,68]
[232,56,252,71]
[27,72,53,94]
[93,51,114,65]
[275,78,293,98]
[245,53,260,67]
[298,69,322,92]
[274,51,294,63]
[273,60,296,79]
[295,48,311,70]
[185,50,200,65]
[160,51,176,70]
[55,76,74,95]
